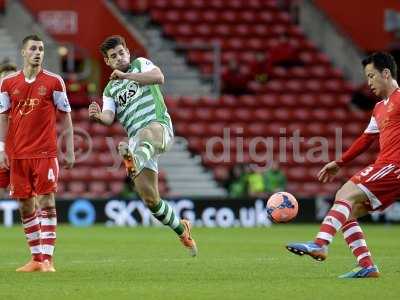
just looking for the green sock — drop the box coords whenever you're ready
[150,199,184,236]
[134,141,155,172]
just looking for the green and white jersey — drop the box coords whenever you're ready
[102,57,173,138]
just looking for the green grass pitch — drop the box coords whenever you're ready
[0,225,399,299]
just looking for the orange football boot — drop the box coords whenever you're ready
[117,142,137,179]
[16,260,43,272]
[179,219,198,257]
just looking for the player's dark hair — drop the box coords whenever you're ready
[100,35,127,57]
[362,52,398,79]
[21,35,43,48]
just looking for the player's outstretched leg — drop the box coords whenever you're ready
[149,199,198,257]
[338,219,379,278]
[286,242,328,261]
[286,199,352,261]
[179,219,198,257]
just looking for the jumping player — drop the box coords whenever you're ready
[88,35,197,256]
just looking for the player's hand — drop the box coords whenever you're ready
[110,70,127,80]
[63,150,75,169]
[88,101,101,122]
[317,161,340,183]
[0,151,9,170]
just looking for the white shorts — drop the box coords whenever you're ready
[128,123,174,173]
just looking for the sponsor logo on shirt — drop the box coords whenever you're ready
[116,81,141,108]
[17,98,40,115]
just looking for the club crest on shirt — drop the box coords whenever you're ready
[12,88,20,95]
[38,85,47,96]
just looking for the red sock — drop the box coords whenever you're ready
[22,211,42,262]
[40,207,57,262]
[314,199,352,246]
[342,219,374,268]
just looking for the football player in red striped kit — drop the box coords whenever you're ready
[0,35,75,272]
[287,52,400,278]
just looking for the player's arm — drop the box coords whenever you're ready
[336,115,379,166]
[88,97,115,126]
[335,133,378,166]
[318,115,379,183]
[110,57,164,85]
[0,113,9,169]
[0,79,10,169]
[110,67,164,85]
[59,112,75,169]
[53,77,75,168]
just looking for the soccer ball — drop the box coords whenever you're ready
[266,192,298,223]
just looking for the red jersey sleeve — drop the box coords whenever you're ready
[336,133,378,166]
[0,78,11,113]
[52,76,71,112]
[336,109,379,166]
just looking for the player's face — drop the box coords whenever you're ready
[22,40,44,67]
[364,63,390,98]
[105,45,130,71]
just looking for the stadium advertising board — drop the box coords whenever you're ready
[1,198,399,227]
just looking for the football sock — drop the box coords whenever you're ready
[133,141,155,172]
[40,207,57,262]
[314,199,352,246]
[22,211,42,262]
[341,219,374,268]
[150,199,184,236]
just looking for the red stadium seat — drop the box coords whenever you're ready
[207,122,226,136]
[91,136,110,152]
[213,166,230,181]
[187,122,209,137]
[215,108,234,122]
[233,108,253,122]
[202,10,218,23]
[89,181,107,194]
[194,108,215,121]
[287,67,309,79]
[110,181,124,195]
[258,95,279,107]
[253,108,273,121]
[68,181,87,194]
[273,108,293,121]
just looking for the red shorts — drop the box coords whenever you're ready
[350,163,400,211]
[0,167,10,188]
[10,158,59,199]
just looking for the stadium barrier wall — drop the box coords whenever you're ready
[1,198,399,227]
